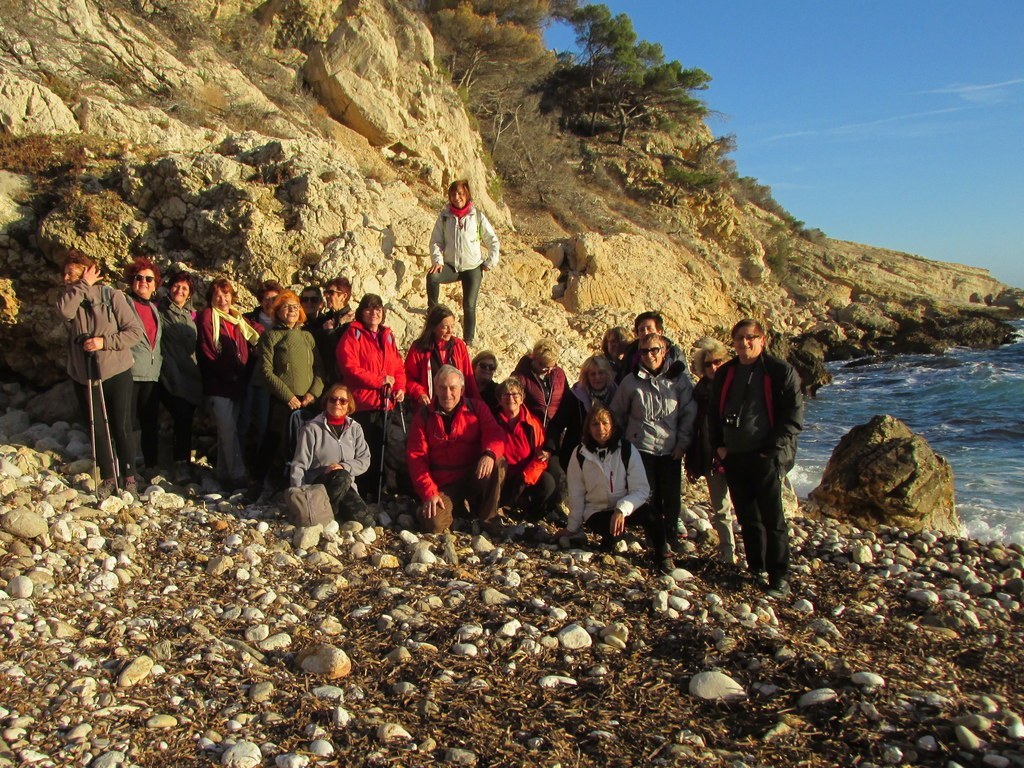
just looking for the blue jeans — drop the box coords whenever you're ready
[426,264,483,344]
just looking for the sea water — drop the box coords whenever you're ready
[790,321,1024,545]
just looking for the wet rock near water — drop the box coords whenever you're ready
[0,415,1022,767]
[806,414,961,536]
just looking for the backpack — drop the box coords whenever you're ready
[577,439,633,490]
[284,484,333,527]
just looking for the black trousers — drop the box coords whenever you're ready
[426,264,483,344]
[159,390,196,463]
[500,468,559,517]
[640,451,683,534]
[584,503,668,558]
[723,451,789,580]
[74,368,135,481]
[132,380,161,468]
[320,468,373,525]
[352,409,387,500]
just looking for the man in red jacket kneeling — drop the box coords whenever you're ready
[407,365,507,533]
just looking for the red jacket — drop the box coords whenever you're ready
[407,397,505,501]
[337,320,406,411]
[512,355,568,429]
[496,407,548,486]
[405,337,480,403]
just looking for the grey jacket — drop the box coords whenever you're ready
[290,414,372,487]
[128,295,162,382]
[159,298,203,406]
[56,281,144,384]
[610,359,697,456]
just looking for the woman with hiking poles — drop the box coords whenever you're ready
[56,249,144,498]
[337,294,406,502]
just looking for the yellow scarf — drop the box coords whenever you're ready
[212,307,260,349]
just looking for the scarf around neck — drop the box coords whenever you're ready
[212,306,260,349]
[450,202,474,229]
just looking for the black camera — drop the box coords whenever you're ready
[722,412,740,428]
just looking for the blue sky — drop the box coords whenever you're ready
[546,2,1024,288]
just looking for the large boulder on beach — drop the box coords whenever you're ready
[806,415,961,536]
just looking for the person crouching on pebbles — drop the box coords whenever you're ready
[406,365,506,535]
[555,403,672,574]
[709,319,803,598]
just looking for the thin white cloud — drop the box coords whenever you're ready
[924,78,1024,103]
[762,107,964,143]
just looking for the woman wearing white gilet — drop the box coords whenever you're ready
[427,179,499,346]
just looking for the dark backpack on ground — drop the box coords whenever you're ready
[284,484,333,527]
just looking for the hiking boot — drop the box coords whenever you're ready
[753,571,770,590]
[123,476,138,499]
[765,577,791,599]
[657,556,676,575]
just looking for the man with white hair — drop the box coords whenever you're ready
[407,365,506,533]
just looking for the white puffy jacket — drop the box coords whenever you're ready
[429,205,500,272]
[565,440,650,533]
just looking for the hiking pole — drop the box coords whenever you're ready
[84,360,101,491]
[376,383,392,503]
[89,351,121,493]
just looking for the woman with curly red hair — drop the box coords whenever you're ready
[125,257,163,480]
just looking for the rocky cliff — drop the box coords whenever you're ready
[0,0,1018,391]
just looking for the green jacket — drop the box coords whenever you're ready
[258,324,325,404]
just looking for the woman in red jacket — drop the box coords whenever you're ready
[405,305,479,407]
[336,293,406,499]
[495,378,558,520]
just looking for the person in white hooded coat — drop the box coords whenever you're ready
[555,403,673,573]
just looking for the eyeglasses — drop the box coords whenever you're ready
[132,275,155,283]
[734,335,762,342]
[640,346,665,355]
[324,289,346,296]
[499,392,523,400]
[282,304,301,311]
[327,397,349,404]
[476,363,497,372]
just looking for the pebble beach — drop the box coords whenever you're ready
[1,401,1022,767]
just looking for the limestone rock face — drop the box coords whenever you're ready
[302,0,509,225]
[0,71,79,136]
[807,415,961,535]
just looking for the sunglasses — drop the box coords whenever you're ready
[300,296,320,303]
[324,289,346,296]
[640,347,665,355]
[477,363,497,372]
[705,358,726,366]
[327,396,349,404]
[132,275,155,283]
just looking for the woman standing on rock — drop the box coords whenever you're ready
[426,179,499,345]
[685,338,736,565]
[196,278,261,490]
[290,383,373,526]
[158,270,203,484]
[405,304,479,407]
[252,290,325,494]
[555,402,671,574]
[337,293,406,500]
[124,258,163,480]
[56,249,144,496]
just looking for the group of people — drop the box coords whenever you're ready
[56,176,803,595]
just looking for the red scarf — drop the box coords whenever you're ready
[450,202,473,229]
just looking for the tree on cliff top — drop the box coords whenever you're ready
[544,4,710,144]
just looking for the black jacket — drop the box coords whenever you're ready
[708,353,803,471]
